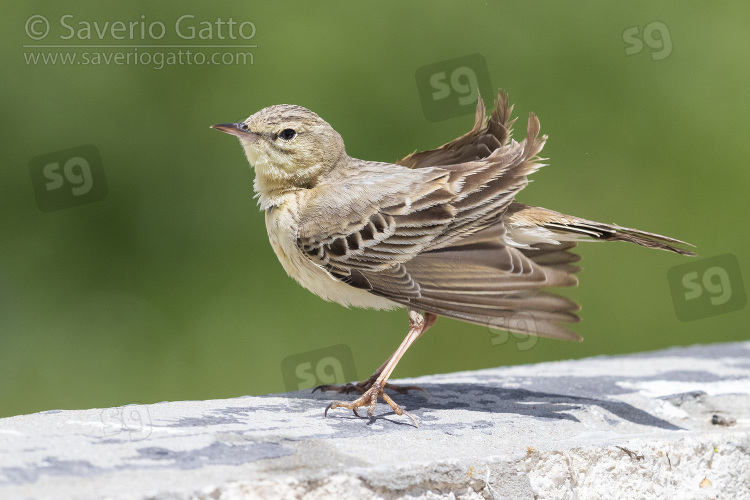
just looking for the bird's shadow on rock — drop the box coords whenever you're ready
[286,374,687,431]
[400,383,681,430]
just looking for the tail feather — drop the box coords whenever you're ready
[542,219,696,256]
[599,224,696,255]
[506,202,696,256]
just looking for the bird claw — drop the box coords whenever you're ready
[323,382,419,427]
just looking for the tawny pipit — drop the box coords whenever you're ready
[212,92,694,426]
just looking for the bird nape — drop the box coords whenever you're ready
[212,91,695,427]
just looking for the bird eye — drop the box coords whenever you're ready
[278,128,297,141]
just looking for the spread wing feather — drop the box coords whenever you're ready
[398,91,515,168]
[296,96,582,340]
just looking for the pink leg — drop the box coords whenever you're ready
[324,310,438,427]
[314,311,436,395]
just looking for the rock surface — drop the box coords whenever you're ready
[2,342,749,499]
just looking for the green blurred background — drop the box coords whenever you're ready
[2,2,748,419]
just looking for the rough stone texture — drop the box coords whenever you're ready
[2,342,749,499]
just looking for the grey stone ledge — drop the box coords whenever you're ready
[2,341,750,499]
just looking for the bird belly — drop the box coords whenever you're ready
[264,205,401,311]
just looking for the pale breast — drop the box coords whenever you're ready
[264,202,401,311]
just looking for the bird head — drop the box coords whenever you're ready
[212,105,347,194]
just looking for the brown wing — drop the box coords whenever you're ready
[297,113,582,340]
[398,91,516,168]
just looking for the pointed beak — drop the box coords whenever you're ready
[210,122,258,140]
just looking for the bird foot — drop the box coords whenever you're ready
[323,381,419,427]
